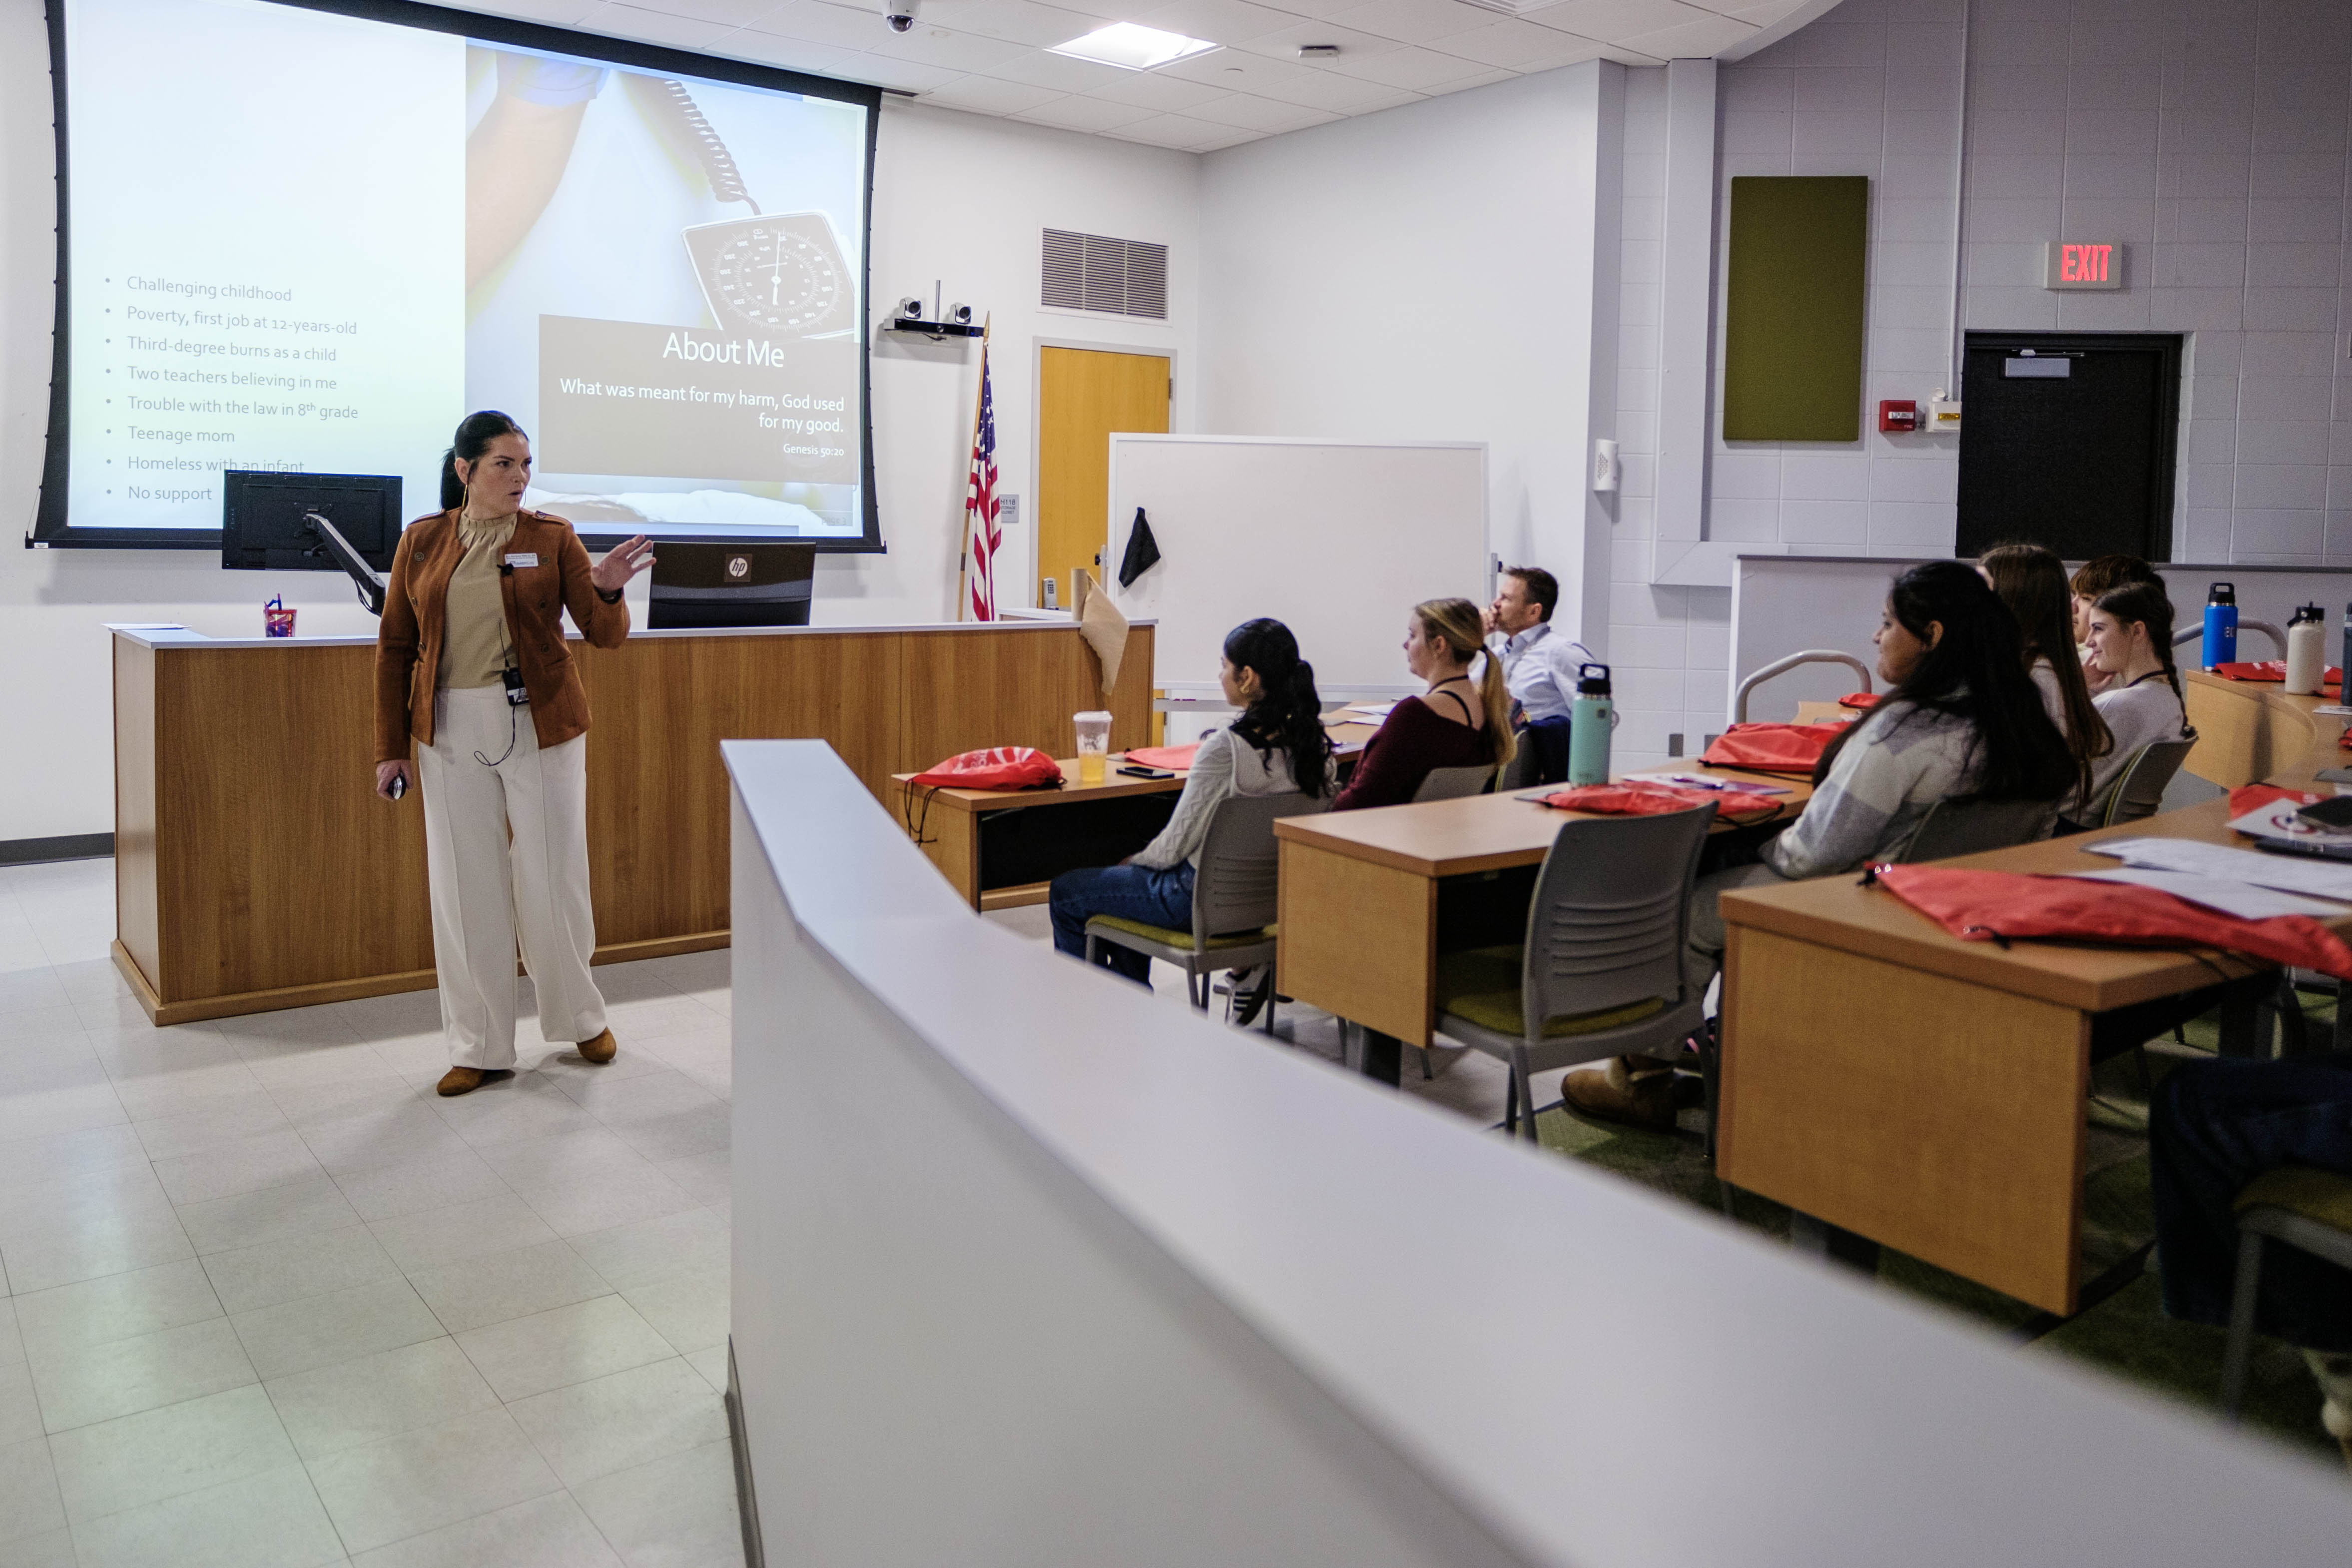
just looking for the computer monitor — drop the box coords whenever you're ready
[220,472,402,572]
[649,543,815,629]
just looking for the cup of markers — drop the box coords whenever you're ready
[263,596,297,638]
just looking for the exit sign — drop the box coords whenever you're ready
[2045,241,2122,290]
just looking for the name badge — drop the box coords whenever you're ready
[504,552,539,568]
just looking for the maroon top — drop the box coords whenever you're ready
[1332,691,1491,811]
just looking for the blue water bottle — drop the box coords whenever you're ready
[1568,663,1614,786]
[2202,582,2238,670]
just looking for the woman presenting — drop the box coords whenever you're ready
[374,411,656,1096]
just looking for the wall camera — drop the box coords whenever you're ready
[896,297,924,321]
[884,0,917,31]
[948,303,972,326]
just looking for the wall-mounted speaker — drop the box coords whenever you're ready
[648,543,815,629]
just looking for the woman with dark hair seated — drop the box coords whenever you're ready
[1981,541,2112,816]
[1564,559,2077,1130]
[1048,618,1333,989]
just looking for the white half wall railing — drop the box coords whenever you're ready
[724,737,2352,1567]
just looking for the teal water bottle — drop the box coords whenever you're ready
[1568,663,1614,786]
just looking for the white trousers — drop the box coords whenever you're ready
[418,686,607,1069]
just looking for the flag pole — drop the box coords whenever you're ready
[954,316,993,622]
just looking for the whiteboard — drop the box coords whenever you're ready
[1106,436,1488,699]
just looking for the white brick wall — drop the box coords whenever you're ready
[1607,0,2352,771]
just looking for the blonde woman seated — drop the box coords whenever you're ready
[1332,597,1515,811]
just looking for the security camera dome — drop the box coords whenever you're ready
[886,9,914,27]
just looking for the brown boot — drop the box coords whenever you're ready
[436,1066,512,1097]
[576,1029,618,1064]
[1559,1056,1699,1133]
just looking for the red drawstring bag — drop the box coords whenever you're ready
[2230,784,2325,817]
[2213,660,2342,689]
[1700,722,1850,775]
[1837,691,1881,710]
[1540,781,1776,823]
[908,747,1064,790]
[1869,863,2352,981]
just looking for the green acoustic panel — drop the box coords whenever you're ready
[1723,175,1869,443]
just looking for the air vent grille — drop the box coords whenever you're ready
[1041,229,1169,320]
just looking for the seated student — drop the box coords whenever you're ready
[1332,597,1515,811]
[1048,618,1332,988]
[2069,580,2191,825]
[2069,553,2162,693]
[1564,560,2076,1130]
[2151,1051,2352,1473]
[1484,565,1579,782]
[1981,542,2113,818]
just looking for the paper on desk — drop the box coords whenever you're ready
[1337,701,1398,720]
[1625,771,1793,796]
[2067,869,2345,921]
[2089,836,2352,903]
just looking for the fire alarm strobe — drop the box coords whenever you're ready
[1878,400,1920,433]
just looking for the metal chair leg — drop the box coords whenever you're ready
[1502,1069,1519,1137]
[2220,1228,2266,1421]
[1419,1047,1434,1080]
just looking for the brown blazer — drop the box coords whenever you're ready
[374,509,631,762]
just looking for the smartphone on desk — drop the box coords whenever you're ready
[1118,764,1176,780]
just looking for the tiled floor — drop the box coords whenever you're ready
[0,856,741,1568]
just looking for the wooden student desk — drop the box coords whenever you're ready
[1273,762,1817,1054]
[895,716,1381,910]
[1716,672,2349,1318]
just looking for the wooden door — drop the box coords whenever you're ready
[1037,347,1169,609]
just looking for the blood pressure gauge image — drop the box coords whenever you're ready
[681,211,855,339]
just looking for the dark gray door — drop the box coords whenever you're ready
[1955,333,2183,561]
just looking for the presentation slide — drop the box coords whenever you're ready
[50,0,875,545]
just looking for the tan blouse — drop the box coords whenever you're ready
[438,512,519,690]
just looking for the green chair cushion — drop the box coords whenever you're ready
[1434,944,1667,1039]
[2235,1165,2352,1232]
[1088,916,1273,953]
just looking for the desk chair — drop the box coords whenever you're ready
[2097,738,2196,828]
[1896,796,2059,862]
[1414,764,1496,803]
[1432,804,1717,1142]
[1085,791,1326,1030]
[2220,1166,2352,1429]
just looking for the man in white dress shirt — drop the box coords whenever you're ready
[1486,566,1580,720]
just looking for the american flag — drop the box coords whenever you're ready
[962,345,1001,622]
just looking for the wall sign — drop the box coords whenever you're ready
[2045,241,2123,290]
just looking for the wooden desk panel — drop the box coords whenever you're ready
[114,622,1151,1024]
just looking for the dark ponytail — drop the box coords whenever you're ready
[1979,541,2113,803]
[1223,618,1333,800]
[439,410,528,511]
[2094,580,2190,724]
[1813,559,2076,803]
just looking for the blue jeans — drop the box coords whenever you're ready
[2150,1050,2352,1351]
[1049,861,1195,987]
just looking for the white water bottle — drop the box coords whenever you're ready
[2286,603,2326,695]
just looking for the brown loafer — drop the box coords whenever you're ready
[576,1029,618,1065]
[436,1066,512,1097]
[1559,1056,1698,1134]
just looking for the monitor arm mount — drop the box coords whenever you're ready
[303,511,388,616]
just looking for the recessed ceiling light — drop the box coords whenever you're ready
[1047,21,1219,70]
[1296,42,1340,58]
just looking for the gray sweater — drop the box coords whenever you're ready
[1131,728,1322,871]
[1764,700,1985,880]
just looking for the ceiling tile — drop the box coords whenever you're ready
[1724,0,1805,19]
[1526,0,1705,39]
[1184,91,1341,128]
[1133,0,1306,44]
[576,3,734,46]
[1419,63,1512,92]
[860,21,1034,67]
[714,28,860,68]
[982,47,1137,88]
[916,0,1110,45]
[1106,111,1246,147]
[1421,15,1606,66]
[1014,92,1162,127]
[468,0,605,25]
[1319,0,1482,44]
[1196,126,1270,149]
[1230,20,1407,61]
[834,51,966,86]
[1083,70,1240,108]
[637,0,779,25]
[1248,69,1421,109]
[1615,10,1751,54]
[1232,0,1365,15]
[1320,41,1499,88]
[1155,47,1316,89]
[919,74,1071,111]
[745,0,890,48]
